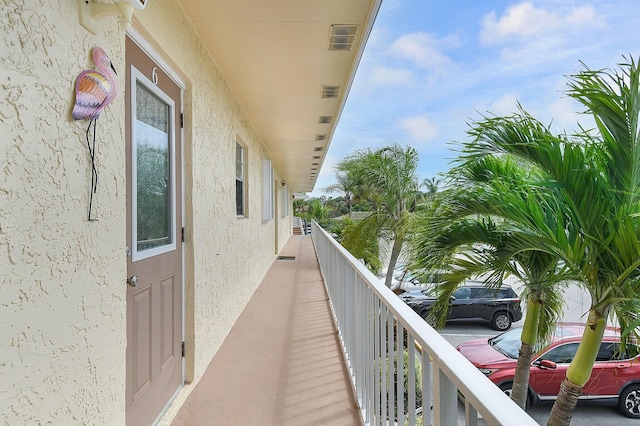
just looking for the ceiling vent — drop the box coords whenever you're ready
[313,155,321,159]
[314,147,323,152]
[328,25,358,51]
[315,134,327,141]
[318,116,333,124]
[321,85,340,99]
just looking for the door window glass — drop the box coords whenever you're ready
[131,67,176,261]
[452,287,470,299]
[539,342,579,364]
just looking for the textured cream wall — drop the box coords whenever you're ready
[1,1,127,424]
[2,0,292,424]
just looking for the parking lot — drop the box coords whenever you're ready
[387,264,638,424]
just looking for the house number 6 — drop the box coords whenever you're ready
[151,67,158,85]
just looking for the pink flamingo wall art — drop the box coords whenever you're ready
[72,46,119,221]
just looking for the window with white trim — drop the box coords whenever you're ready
[236,142,247,217]
[280,185,289,218]
[262,158,274,222]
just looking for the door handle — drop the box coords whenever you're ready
[127,275,139,287]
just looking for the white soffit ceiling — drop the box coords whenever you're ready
[176,0,381,192]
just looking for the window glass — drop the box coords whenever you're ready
[262,158,274,222]
[596,342,617,361]
[136,82,171,251]
[236,143,245,216]
[280,186,289,218]
[453,287,471,299]
[470,287,497,298]
[490,327,523,359]
[539,342,579,363]
[595,342,640,361]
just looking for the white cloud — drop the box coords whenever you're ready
[480,3,552,45]
[566,6,597,26]
[369,66,414,86]
[480,2,596,46]
[390,32,457,71]
[398,114,438,142]
[545,97,594,132]
[489,93,520,116]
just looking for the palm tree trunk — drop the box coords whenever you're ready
[511,295,542,408]
[512,343,534,409]
[547,378,582,426]
[384,235,404,288]
[546,311,607,426]
[511,343,533,410]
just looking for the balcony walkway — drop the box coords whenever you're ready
[171,235,362,425]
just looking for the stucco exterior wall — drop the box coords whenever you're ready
[2,1,127,424]
[1,0,292,424]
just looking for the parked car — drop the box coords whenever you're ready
[391,268,444,292]
[402,284,522,330]
[456,323,640,418]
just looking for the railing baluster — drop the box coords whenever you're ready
[397,321,404,426]
[365,284,372,422]
[434,368,457,426]
[387,313,394,424]
[466,397,479,426]
[408,335,416,425]
[380,305,387,426]
[422,350,431,426]
[369,292,382,424]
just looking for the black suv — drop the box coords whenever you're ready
[401,284,522,331]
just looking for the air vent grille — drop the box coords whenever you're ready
[315,134,327,141]
[314,147,323,152]
[328,25,358,51]
[321,85,340,99]
[318,116,333,124]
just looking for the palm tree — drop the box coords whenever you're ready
[323,172,356,214]
[448,57,640,425]
[337,143,421,287]
[420,176,441,202]
[408,154,573,409]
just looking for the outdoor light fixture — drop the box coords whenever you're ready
[79,0,148,35]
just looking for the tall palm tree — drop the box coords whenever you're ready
[420,176,441,202]
[450,57,640,425]
[337,143,421,287]
[408,154,573,409]
[323,172,356,214]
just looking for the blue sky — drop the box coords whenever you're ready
[310,0,640,197]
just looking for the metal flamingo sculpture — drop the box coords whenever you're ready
[72,47,119,221]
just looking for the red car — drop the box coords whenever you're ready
[457,323,640,418]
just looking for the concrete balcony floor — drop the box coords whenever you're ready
[172,235,362,425]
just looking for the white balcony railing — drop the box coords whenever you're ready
[311,221,538,426]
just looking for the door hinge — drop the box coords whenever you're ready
[181,226,185,242]
[180,113,184,128]
[182,341,185,357]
